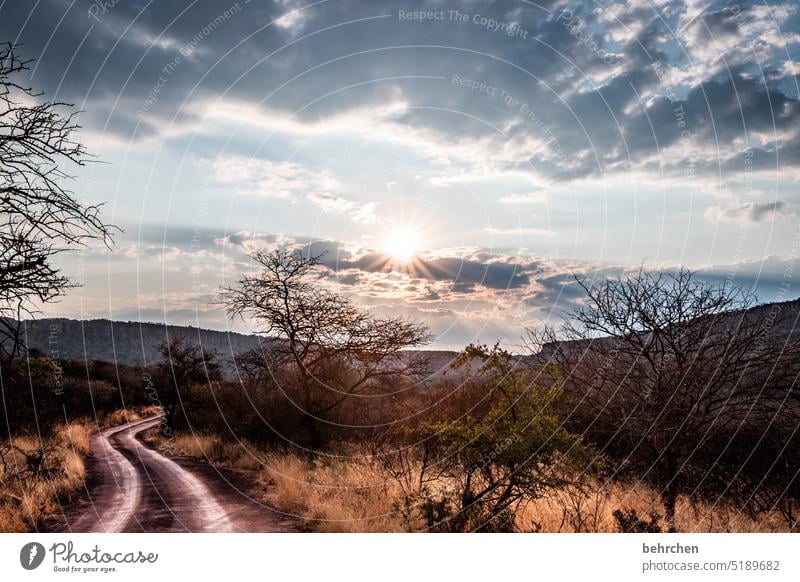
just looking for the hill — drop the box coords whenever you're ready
[20,318,265,368]
[19,318,462,376]
[539,296,800,357]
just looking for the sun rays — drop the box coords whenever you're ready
[383,228,421,263]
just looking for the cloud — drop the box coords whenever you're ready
[141,246,183,262]
[7,0,800,349]
[780,60,800,77]
[7,0,800,187]
[498,192,547,205]
[214,231,284,256]
[705,200,793,223]
[211,155,376,223]
[679,3,800,84]
[70,223,800,349]
[481,226,553,236]
[212,157,338,199]
[305,192,377,224]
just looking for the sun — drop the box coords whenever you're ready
[383,229,421,263]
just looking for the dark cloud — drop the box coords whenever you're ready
[331,252,536,291]
[687,9,742,46]
[707,200,793,223]
[3,0,798,184]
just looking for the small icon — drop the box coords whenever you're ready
[20,542,46,570]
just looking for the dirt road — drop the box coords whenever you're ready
[56,416,299,532]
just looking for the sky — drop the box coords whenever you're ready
[2,0,800,349]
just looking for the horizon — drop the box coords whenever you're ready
[20,283,800,355]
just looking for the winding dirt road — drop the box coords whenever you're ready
[56,416,299,532]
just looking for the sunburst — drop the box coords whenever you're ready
[383,229,421,263]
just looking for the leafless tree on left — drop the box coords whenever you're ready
[0,42,116,361]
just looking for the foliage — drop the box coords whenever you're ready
[151,336,222,429]
[416,344,593,531]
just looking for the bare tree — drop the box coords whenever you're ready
[222,249,432,449]
[1,42,114,360]
[527,268,800,529]
[153,337,221,429]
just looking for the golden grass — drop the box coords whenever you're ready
[149,432,264,471]
[100,405,162,428]
[140,431,791,533]
[0,422,91,532]
[258,451,787,532]
[519,481,786,533]
[151,432,408,531]
[258,452,408,532]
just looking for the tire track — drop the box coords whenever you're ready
[62,415,296,532]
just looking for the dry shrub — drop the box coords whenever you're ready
[0,422,91,532]
[57,423,90,456]
[672,496,787,533]
[518,481,658,532]
[171,434,217,457]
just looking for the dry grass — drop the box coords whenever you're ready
[259,451,787,532]
[99,405,162,428]
[519,481,787,533]
[148,431,264,471]
[139,431,791,532]
[259,452,408,532]
[152,432,407,531]
[0,422,91,532]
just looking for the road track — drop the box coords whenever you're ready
[59,416,298,532]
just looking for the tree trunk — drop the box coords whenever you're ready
[663,485,678,532]
[662,453,680,532]
[302,414,323,451]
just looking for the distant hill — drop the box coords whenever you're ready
[20,318,265,368]
[19,297,800,373]
[19,318,463,377]
[539,297,800,357]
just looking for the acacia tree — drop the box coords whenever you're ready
[527,268,800,530]
[1,43,114,360]
[222,249,432,449]
[153,337,221,429]
[420,344,592,532]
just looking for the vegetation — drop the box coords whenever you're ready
[143,258,800,532]
[222,250,431,449]
[399,344,592,532]
[151,337,222,430]
[148,433,791,533]
[527,268,800,530]
[0,421,90,532]
[0,42,115,362]
[2,245,799,532]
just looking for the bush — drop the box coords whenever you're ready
[613,509,662,533]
